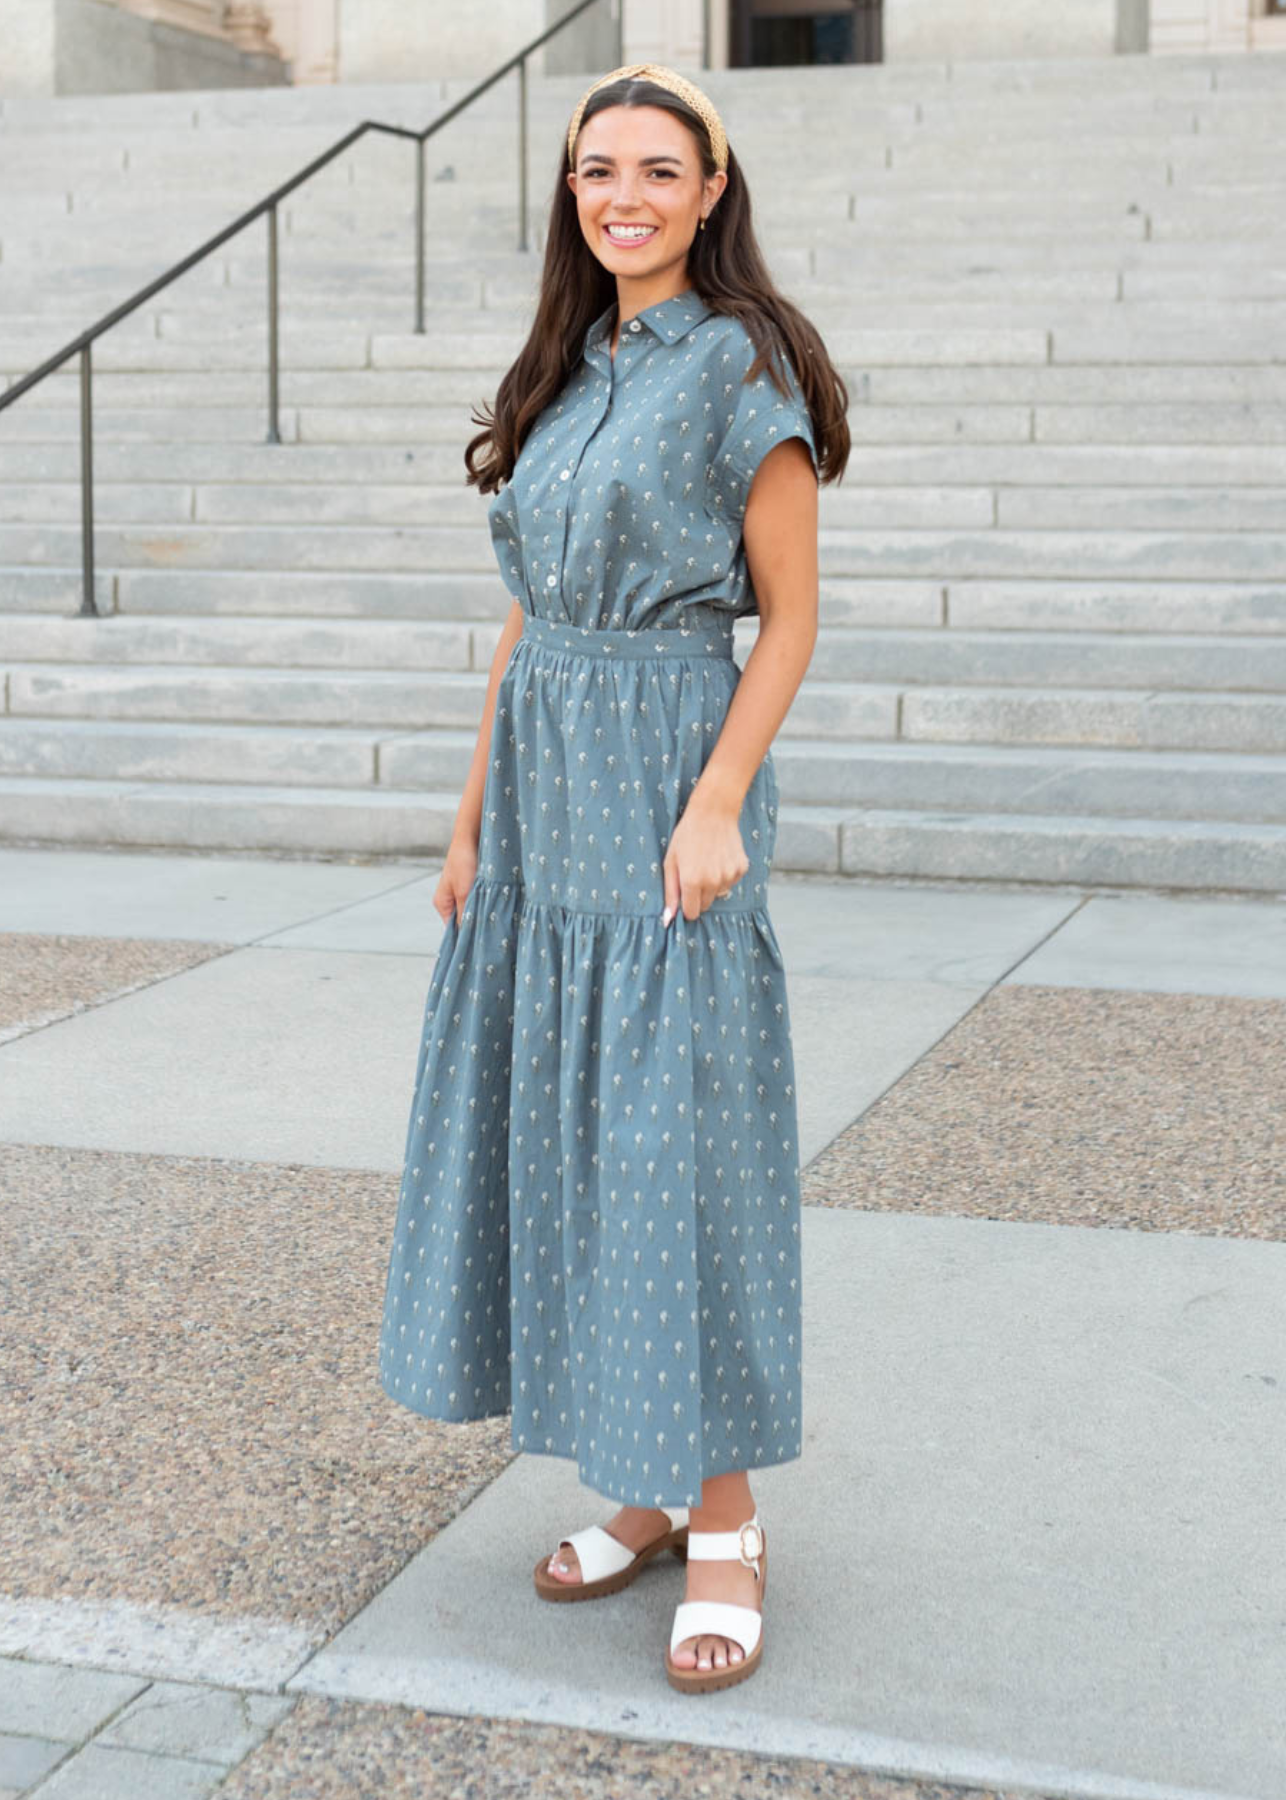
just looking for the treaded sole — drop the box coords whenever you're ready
[532,1526,688,1603]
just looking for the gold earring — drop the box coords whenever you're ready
[699,214,707,231]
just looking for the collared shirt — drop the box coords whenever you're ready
[487,286,817,632]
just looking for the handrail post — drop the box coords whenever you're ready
[78,344,98,618]
[415,137,426,333]
[614,0,624,67]
[517,55,529,254]
[266,201,281,444]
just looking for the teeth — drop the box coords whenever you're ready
[607,225,656,239]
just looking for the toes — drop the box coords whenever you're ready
[548,1549,580,1583]
[673,1634,744,1673]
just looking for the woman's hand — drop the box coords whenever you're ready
[661,793,750,925]
[433,830,479,928]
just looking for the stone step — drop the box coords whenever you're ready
[0,612,481,670]
[11,266,1277,324]
[4,613,1285,692]
[771,737,1286,822]
[7,304,1286,376]
[0,566,509,619]
[0,401,1184,452]
[5,568,1286,638]
[9,479,1286,536]
[6,657,1285,751]
[5,523,1286,580]
[0,660,896,738]
[380,727,1286,823]
[5,441,1286,489]
[0,718,1281,826]
[822,807,1286,894]
[0,770,1282,891]
[899,686,1286,753]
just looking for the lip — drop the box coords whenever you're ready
[603,223,659,243]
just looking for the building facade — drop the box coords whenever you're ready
[1,0,1283,95]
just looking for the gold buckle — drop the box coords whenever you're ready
[738,1521,763,1568]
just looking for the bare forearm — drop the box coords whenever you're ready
[451,599,525,846]
[688,614,816,816]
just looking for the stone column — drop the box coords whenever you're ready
[223,1,280,54]
[261,0,339,81]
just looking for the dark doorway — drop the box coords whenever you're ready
[728,0,882,66]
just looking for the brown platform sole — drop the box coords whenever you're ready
[664,1535,768,1694]
[532,1522,689,1603]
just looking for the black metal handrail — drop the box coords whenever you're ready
[0,0,620,617]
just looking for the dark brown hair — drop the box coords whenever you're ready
[464,72,850,497]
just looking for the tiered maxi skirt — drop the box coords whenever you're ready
[378,611,803,1508]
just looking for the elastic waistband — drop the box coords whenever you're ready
[521,613,735,661]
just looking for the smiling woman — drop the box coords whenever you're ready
[377,61,850,1701]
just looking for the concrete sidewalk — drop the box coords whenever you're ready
[0,847,1283,1800]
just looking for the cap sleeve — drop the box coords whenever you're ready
[707,335,818,525]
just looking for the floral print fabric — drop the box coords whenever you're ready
[378,287,815,1506]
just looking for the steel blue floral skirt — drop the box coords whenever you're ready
[378,611,803,1507]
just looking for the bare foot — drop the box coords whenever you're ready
[669,1498,762,1673]
[546,1505,673,1584]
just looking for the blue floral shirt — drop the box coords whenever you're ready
[487,286,817,633]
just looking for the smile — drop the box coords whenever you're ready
[604,224,658,243]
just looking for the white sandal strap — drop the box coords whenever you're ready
[557,1510,686,1584]
[669,1600,762,1659]
[557,1526,638,1583]
[684,1510,764,1575]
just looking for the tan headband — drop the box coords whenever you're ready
[567,62,729,173]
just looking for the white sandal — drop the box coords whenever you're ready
[533,1507,689,1603]
[664,1510,767,1692]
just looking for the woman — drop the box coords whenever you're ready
[379,61,849,1694]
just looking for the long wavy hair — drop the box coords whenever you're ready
[465,71,850,497]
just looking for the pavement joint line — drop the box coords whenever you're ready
[963,889,1090,986]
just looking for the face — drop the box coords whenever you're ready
[567,103,726,288]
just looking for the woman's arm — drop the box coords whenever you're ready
[661,438,819,923]
[434,597,524,924]
[691,436,819,813]
[450,598,525,846]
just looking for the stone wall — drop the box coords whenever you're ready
[883,0,1122,61]
[0,0,288,95]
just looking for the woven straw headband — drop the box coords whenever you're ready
[566,63,729,173]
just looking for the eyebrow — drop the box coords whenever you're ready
[578,153,684,168]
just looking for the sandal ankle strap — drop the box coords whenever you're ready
[684,1510,764,1576]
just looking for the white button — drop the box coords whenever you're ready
[560,469,570,479]
[628,320,641,332]
[546,575,557,588]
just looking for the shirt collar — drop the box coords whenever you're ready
[583,286,713,358]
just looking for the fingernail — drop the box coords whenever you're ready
[661,906,672,926]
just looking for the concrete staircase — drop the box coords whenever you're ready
[1,56,1285,890]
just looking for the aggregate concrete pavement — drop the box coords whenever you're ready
[0,847,1282,1799]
